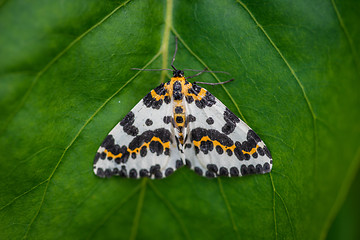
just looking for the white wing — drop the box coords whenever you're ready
[93,83,183,179]
[183,84,272,177]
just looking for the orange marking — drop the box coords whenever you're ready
[104,136,170,159]
[104,149,122,159]
[192,136,259,155]
[186,88,207,101]
[150,90,168,101]
[242,145,259,155]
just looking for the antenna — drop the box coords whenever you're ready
[131,68,172,71]
[194,78,234,85]
[131,36,233,83]
[185,68,208,79]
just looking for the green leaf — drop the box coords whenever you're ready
[327,169,360,240]
[1,0,359,239]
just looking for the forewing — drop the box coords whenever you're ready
[183,84,272,178]
[93,83,183,179]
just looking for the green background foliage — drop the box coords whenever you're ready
[0,0,359,239]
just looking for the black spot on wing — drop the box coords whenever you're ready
[206,171,215,178]
[194,167,203,176]
[96,168,105,178]
[120,111,139,136]
[101,134,114,148]
[119,166,127,177]
[152,99,163,109]
[165,168,174,177]
[150,164,163,179]
[185,143,192,149]
[185,114,196,127]
[200,140,214,154]
[195,99,206,109]
[164,95,171,104]
[112,168,119,175]
[191,128,234,148]
[206,117,214,125]
[263,162,271,172]
[205,91,216,106]
[189,84,216,109]
[164,147,170,155]
[187,114,196,122]
[247,129,261,143]
[145,119,153,126]
[140,169,149,177]
[263,146,272,159]
[222,108,240,135]
[143,83,168,109]
[219,167,229,176]
[163,116,171,124]
[140,146,147,157]
[224,107,240,124]
[154,83,166,95]
[99,134,129,164]
[207,164,218,174]
[221,123,236,135]
[230,167,239,176]
[185,95,194,104]
[216,145,224,154]
[192,84,202,94]
[149,140,164,156]
[257,147,265,156]
[128,128,172,151]
[176,159,184,169]
[94,152,100,165]
[129,169,137,178]
[256,164,263,173]
[241,138,257,153]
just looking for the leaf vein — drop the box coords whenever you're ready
[270,173,296,239]
[319,146,360,239]
[330,0,360,71]
[130,178,147,240]
[269,173,278,240]
[0,179,48,212]
[86,183,142,240]
[217,178,240,239]
[3,145,60,179]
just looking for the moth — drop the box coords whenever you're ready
[93,40,272,179]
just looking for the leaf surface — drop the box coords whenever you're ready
[0,0,359,239]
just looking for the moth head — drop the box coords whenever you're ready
[173,69,184,78]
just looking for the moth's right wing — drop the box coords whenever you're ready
[183,84,272,178]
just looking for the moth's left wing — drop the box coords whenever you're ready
[183,84,272,178]
[93,83,183,179]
